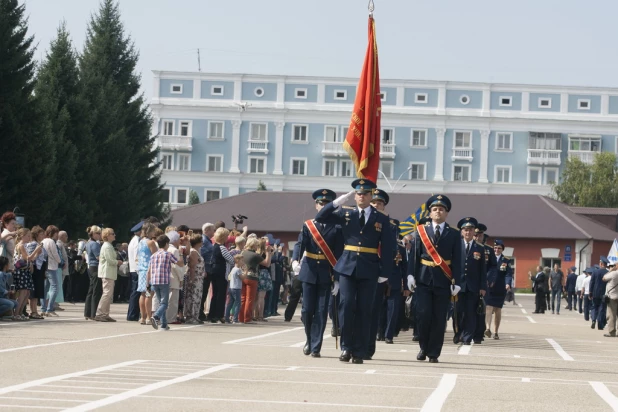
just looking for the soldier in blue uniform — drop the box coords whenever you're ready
[315,179,395,364]
[565,266,578,311]
[407,195,463,363]
[291,189,343,357]
[484,240,511,340]
[453,217,487,345]
[589,256,610,330]
[473,223,496,344]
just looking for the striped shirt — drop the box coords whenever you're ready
[148,249,178,285]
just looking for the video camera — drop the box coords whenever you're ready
[231,214,248,230]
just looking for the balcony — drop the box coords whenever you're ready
[527,149,562,165]
[158,135,192,151]
[380,143,396,158]
[247,139,269,154]
[568,150,597,165]
[321,141,346,156]
[451,148,473,162]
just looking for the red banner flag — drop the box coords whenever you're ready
[343,16,381,182]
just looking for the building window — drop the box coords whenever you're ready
[211,85,224,96]
[208,121,224,140]
[170,84,182,94]
[205,190,221,202]
[409,163,426,180]
[495,132,513,151]
[569,136,601,152]
[528,167,541,185]
[206,155,223,172]
[292,125,308,142]
[545,167,559,184]
[415,93,428,103]
[249,157,266,174]
[529,132,562,150]
[290,158,307,176]
[460,95,470,105]
[163,120,174,136]
[382,128,394,144]
[177,154,190,171]
[341,126,349,140]
[499,96,512,107]
[295,88,307,99]
[380,161,393,179]
[340,160,353,177]
[324,125,338,142]
[495,166,512,183]
[453,165,471,182]
[380,91,387,102]
[323,160,336,177]
[334,90,347,100]
[250,123,267,140]
[411,129,427,147]
[538,97,552,108]
[161,154,173,170]
[578,99,591,110]
[179,121,191,137]
[254,87,264,97]
[161,188,170,203]
[454,131,472,148]
[176,188,188,204]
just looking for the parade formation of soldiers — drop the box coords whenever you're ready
[291,178,511,364]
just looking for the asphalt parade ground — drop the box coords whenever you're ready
[1,294,618,411]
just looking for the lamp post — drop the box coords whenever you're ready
[378,166,412,193]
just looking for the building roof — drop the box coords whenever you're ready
[569,206,618,216]
[170,192,618,241]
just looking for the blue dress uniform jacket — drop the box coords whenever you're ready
[566,272,578,293]
[485,255,511,308]
[315,203,395,279]
[455,240,487,344]
[589,268,608,299]
[390,244,407,291]
[292,221,343,285]
[461,242,487,294]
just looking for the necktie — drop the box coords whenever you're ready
[434,225,441,244]
[466,242,470,255]
[360,210,366,227]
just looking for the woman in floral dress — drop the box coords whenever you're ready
[13,228,39,319]
[184,234,204,324]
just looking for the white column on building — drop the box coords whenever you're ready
[575,239,593,274]
[229,120,242,173]
[521,91,530,112]
[273,121,285,175]
[234,79,242,101]
[396,86,405,107]
[437,84,446,115]
[152,71,161,100]
[560,93,568,114]
[276,80,285,109]
[479,129,490,183]
[193,77,201,100]
[317,83,325,105]
[601,94,609,115]
[434,128,446,181]
[481,86,491,117]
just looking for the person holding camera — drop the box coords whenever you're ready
[602,261,618,337]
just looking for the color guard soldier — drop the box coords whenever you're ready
[291,189,343,357]
[473,223,496,344]
[407,195,462,363]
[454,217,486,345]
[315,179,394,364]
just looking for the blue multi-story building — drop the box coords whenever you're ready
[150,71,618,207]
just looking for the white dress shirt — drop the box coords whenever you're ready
[128,235,140,273]
[433,222,445,235]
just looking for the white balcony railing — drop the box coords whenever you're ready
[380,143,396,158]
[158,135,192,151]
[451,148,473,162]
[568,150,597,165]
[527,149,562,165]
[321,141,346,156]
[248,139,269,154]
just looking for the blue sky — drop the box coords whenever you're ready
[24,0,618,97]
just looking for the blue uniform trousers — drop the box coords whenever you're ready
[592,297,607,329]
[455,292,479,343]
[339,272,377,358]
[383,293,400,340]
[126,272,140,321]
[301,282,331,353]
[368,282,387,357]
[416,283,451,358]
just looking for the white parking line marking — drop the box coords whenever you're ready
[590,382,618,411]
[197,376,435,390]
[522,378,531,383]
[0,317,83,326]
[286,366,299,371]
[62,364,235,412]
[365,370,376,374]
[0,405,63,410]
[223,327,303,344]
[458,345,472,355]
[517,303,523,308]
[521,309,527,314]
[0,360,145,395]
[546,338,574,361]
[420,374,457,412]
[526,316,537,323]
[0,396,83,403]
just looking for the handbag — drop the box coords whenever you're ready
[14,259,28,270]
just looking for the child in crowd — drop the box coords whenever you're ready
[225,254,244,323]
[0,256,18,320]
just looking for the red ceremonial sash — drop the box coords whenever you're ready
[417,224,453,283]
[305,220,338,267]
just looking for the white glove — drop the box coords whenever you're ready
[331,281,339,296]
[407,275,416,290]
[451,285,461,297]
[333,190,355,207]
[378,277,388,283]
[292,260,300,275]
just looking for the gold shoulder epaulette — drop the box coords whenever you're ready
[378,210,388,215]
[451,227,460,231]
[475,241,484,247]
[342,205,354,209]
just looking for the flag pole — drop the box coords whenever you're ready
[368,0,374,16]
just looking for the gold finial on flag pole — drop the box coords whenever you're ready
[368,0,374,16]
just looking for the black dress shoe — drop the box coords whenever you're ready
[453,335,460,344]
[417,350,427,361]
[592,321,596,329]
[473,340,482,344]
[352,357,364,364]
[303,343,311,356]
[385,338,393,344]
[284,319,291,322]
[339,350,351,362]
[331,326,337,337]
[428,357,439,363]
[463,341,471,345]
[412,336,419,342]
[311,352,321,358]
[377,335,385,341]
[363,356,372,361]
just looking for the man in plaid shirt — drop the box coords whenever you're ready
[147,235,185,330]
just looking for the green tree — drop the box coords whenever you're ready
[188,190,200,205]
[0,0,57,225]
[79,0,162,236]
[257,180,267,191]
[552,152,618,207]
